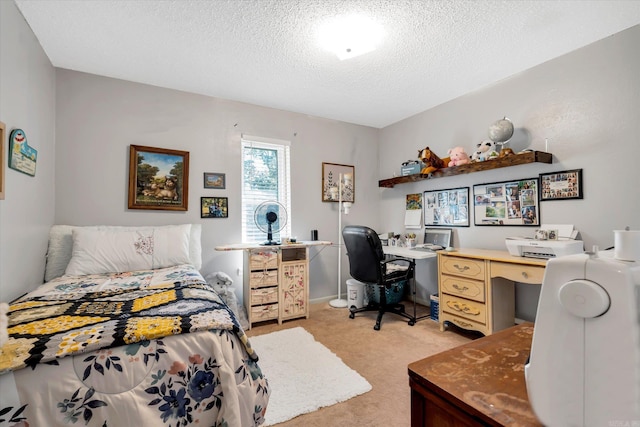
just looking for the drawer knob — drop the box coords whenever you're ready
[453,284,469,292]
[446,300,481,315]
[522,271,528,279]
[453,264,470,272]
[452,318,473,328]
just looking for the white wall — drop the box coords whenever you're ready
[378,25,640,320]
[3,0,639,318]
[0,1,56,303]
[54,70,380,304]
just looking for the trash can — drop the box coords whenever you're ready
[347,279,365,309]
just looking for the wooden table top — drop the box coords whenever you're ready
[439,248,547,267]
[408,323,543,426]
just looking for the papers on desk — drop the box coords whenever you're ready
[405,193,422,229]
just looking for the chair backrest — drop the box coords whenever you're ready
[342,225,385,284]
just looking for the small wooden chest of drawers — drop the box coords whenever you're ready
[439,255,489,334]
[437,249,547,336]
[243,247,310,329]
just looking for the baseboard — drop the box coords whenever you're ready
[311,295,346,305]
[311,295,431,307]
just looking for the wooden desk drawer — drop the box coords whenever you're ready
[251,287,278,305]
[440,257,485,280]
[441,275,485,302]
[491,262,545,284]
[249,270,278,287]
[251,304,279,321]
[441,294,486,324]
[249,250,279,270]
[440,311,488,336]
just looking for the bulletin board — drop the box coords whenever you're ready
[423,187,469,227]
[473,178,539,226]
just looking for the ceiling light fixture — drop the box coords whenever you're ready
[318,15,385,60]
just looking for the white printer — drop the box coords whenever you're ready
[506,224,583,259]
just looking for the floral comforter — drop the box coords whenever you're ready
[0,265,270,426]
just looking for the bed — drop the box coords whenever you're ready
[0,224,270,426]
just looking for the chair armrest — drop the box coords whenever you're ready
[381,257,415,280]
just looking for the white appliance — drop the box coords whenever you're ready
[505,237,584,259]
[525,249,640,426]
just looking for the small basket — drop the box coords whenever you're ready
[366,280,406,305]
[430,294,439,322]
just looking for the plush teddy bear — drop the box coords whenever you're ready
[447,146,470,167]
[472,140,499,162]
[418,147,446,174]
[206,271,240,316]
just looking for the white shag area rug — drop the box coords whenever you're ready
[250,327,372,426]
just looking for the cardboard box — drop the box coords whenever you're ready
[430,294,439,322]
[401,162,423,176]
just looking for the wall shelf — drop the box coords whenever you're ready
[379,151,552,188]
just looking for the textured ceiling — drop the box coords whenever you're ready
[14,0,640,128]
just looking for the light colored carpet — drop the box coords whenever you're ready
[250,327,372,426]
[246,302,476,426]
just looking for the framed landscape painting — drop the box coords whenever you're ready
[128,145,189,211]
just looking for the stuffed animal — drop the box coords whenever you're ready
[447,146,470,167]
[473,140,499,162]
[498,147,515,157]
[417,147,446,174]
[206,271,240,316]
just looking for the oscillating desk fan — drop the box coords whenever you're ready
[254,201,287,245]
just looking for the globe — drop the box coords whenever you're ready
[488,117,514,144]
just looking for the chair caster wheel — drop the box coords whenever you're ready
[349,312,355,319]
[374,324,380,331]
[408,320,415,326]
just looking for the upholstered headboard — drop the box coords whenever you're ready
[44,224,202,282]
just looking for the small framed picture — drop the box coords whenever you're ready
[539,169,583,201]
[204,172,225,189]
[0,121,5,199]
[322,162,354,202]
[201,196,228,218]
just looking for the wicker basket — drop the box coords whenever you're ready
[366,280,406,305]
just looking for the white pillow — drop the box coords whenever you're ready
[151,224,192,269]
[45,224,201,281]
[65,228,153,276]
[64,224,192,276]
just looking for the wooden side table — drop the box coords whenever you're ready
[408,323,542,427]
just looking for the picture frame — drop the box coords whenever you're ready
[540,169,583,201]
[423,187,470,227]
[0,121,5,200]
[473,177,540,226]
[201,196,228,218]
[204,172,226,189]
[322,162,354,202]
[128,145,189,211]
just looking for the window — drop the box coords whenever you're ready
[241,135,291,243]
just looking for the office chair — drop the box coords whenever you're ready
[342,225,415,330]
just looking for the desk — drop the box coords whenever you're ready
[216,241,331,329]
[408,323,542,427]
[437,249,547,335]
[383,246,437,324]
